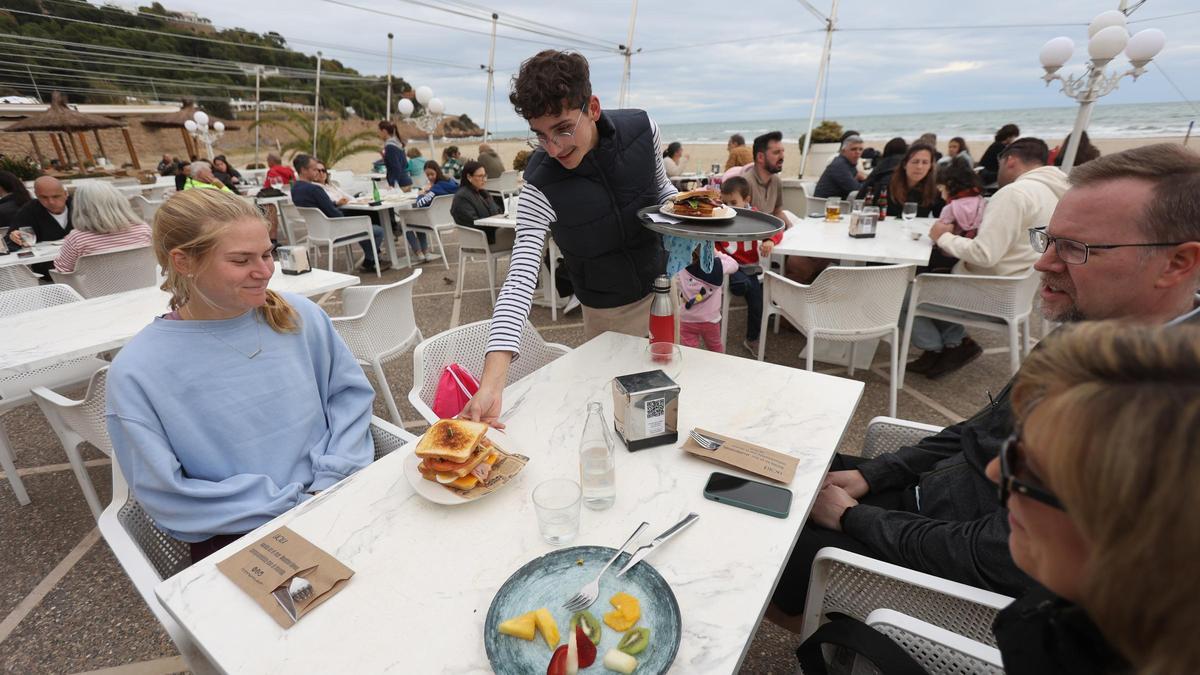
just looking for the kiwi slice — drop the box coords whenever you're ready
[617,627,651,655]
[569,610,602,645]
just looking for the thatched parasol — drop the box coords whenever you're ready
[140,100,238,160]
[3,92,140,170]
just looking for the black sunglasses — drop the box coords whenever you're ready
[998,429,1065,511]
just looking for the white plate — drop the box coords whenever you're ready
[401,427,518,505]
[660,203,737,222]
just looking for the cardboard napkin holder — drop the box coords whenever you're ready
[216,526,353,628]
[682,427,798,484]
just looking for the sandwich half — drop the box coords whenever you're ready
[670,189,723,217]
[415,419,501,490]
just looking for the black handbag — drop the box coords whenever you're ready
[796,612,930,675]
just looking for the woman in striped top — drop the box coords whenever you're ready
[53,181,152,273]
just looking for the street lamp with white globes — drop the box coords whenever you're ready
[398,86,445,159]
[183,109,225,161]
[1039,9,1166,171]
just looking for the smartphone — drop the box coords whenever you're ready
[17,250,34,258]
[703,472,792,519]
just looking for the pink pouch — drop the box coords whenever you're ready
[432,363,481,419]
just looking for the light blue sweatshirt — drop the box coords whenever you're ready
[105,293,375,543]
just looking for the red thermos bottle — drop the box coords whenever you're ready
[648,275,675,345]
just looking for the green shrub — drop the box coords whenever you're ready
[798,120,844,148]
[0,155,42,181]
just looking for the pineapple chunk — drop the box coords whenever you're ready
[498,611,537,641]
[534,607,560,647]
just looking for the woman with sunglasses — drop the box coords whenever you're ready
[461,50,678,427]
[986,321,1200,674]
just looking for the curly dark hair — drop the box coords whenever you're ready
[510,50,591,120]
[937,156,982,195]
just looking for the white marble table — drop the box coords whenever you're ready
[154,332,863,674]
[773,214,935,266]
[341,197,418,270]
[0,242,60,269]
[0,265,358,376]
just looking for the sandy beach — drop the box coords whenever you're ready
[252,134,1189,181]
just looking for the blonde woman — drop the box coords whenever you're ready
[988,321,1200,674]
[52,182,151,273]
[105,189,376,563]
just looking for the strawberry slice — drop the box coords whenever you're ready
[546,644,568,675]
[575,625,597,667]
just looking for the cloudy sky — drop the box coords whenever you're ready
[115,0,1198,131]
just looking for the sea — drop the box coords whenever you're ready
[498,101,1196,144]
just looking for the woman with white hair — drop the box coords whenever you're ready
[52,181,152,273]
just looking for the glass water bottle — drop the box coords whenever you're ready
[579,402,616,510]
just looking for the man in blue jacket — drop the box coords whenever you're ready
[290,154,389,272]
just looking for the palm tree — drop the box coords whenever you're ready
[252,110,378,167]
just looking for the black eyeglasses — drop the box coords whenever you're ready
[1029,226,1188,265]
[998,429,1065,511]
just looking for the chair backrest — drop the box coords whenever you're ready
[805,195,827,216]
[866,609,1004,674]
[332,270,423,362]
[49,245,158,298]
[131,195,163,223]
[369,416,418,460]
[0,265,42,293]
[920,267,1041,321]
[770,264,915,334]
[278,201,311,244]
[0,283,84,318]
[295,206,371,244]
[33,366,113,456]
[410,319,569,421]
[485,170,521,194]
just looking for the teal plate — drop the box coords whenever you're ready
[484,546,681,674]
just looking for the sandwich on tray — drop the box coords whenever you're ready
[415,419,502,490]
[670,189,723,217]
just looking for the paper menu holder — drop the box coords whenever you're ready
[681,428,799,484]
[216,526,353,628]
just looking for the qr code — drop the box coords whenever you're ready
[646,398,665,418]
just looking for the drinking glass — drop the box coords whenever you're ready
[852,199,865,213]
[825,197,841,222]
[710,163,721,175]
[902,202,919,222]
[17,227,36,249]
[533,478,581,545]
[839,200,852,220]
[645,341,683,379]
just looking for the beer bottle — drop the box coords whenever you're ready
[878,186,889,220]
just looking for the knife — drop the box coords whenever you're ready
[616,512,700,577]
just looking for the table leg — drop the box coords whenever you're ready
[389,209,414,269]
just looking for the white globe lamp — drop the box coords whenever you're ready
[428,97,445,115]
[213,121,225,133]
[415,86,433,106]
[184,119,198,132]
[1039,36,1074,74]
[193,110,209,127]
[397,98,414,117]
[1125,28,1166,66]
[1088,10,1126,39]
[1088,24,1129,63]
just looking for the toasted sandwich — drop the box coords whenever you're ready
[670,189,723,217]
[415,419,501,490]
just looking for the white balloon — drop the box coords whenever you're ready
[428,97,445,115]
[184,119,198,132]
[1088,25,1128,61]
[213,121,225,133]
[1038,36,1075,69]
[1126,28,1166,63]
[397,99,414,117]
[415,86,433,105]
[193,110,210,126]
[1088,10,1126,39]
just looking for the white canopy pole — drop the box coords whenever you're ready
[798,0,839,178]
[483,13,497,142]
[386,33,394,123]
[313,51,322,156]
[618,0,639,108]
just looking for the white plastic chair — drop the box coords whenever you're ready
[130,194,163,223]
[800,547,1012,668]
[0,265,41,292]
[400,195,456,269]
[860,415,946,459]
[276,200,309,248]
[99,415,413,675]
[758,265,915,416]
[0,285,107,506]
[484,170,522,201]
[31,367,111,519]
[864,608,1005,674]
[330,270,424,427]
[455,225,515,305]
[805,195,827,217]
[408,319,571,424]
[48,245,158,298]
[295,206,380,277]
[899,268,1040,388]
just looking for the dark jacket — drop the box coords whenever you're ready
[993,585,1129,675]
[814,154,862,199]
[0,193,25,231]
[12,197,72,243]
[383,139,411,188]
[290,180,344,219]
[450,184,499,228]
[886,186,944,218]
[214,168,242,191]
[840,378,1034,596]
[857,154,902,200]
[523,108,665,309]
[979,141,1005,184]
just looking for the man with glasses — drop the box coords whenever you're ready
[463,50,677,427]
[912,138,1070,378]
[290,153,389,273]
[768,144,1200,629]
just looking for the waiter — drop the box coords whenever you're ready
[463,49,677,426]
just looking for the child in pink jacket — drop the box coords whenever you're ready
[676,246,738,352]
[931,158,986,272]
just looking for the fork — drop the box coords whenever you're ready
[562,522,649,612]
[689,429,723,451]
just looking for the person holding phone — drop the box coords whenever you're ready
[462,50,677,427]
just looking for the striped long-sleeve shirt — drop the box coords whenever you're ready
[486,118,678,356]
[53,222,152,273]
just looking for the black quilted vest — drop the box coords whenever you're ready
[523,109,665,309]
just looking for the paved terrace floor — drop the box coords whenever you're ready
[0,231,1033,674]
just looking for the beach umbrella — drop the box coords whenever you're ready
[3,91,140,171]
